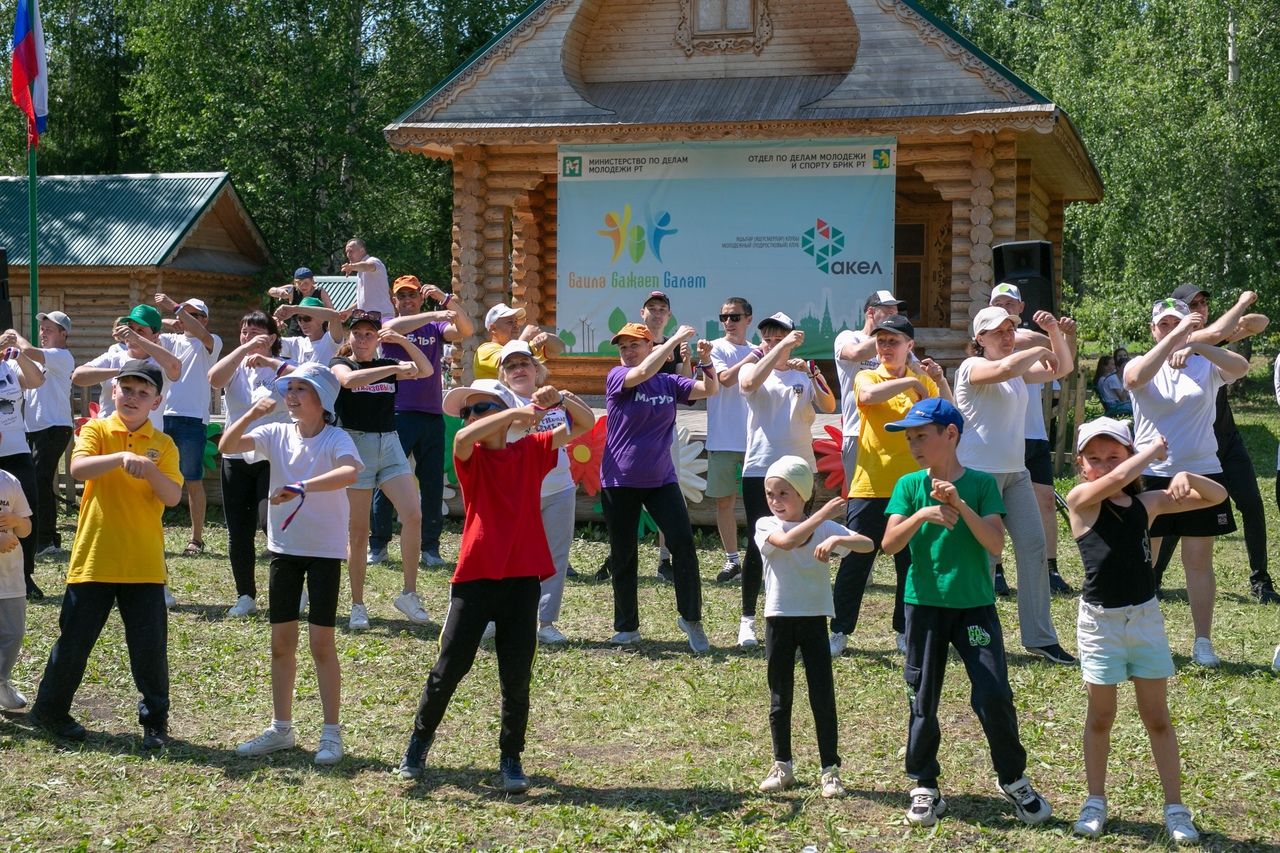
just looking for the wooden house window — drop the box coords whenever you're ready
[695,0,754,35]
[677,0,773,55]
[894,223,926,323]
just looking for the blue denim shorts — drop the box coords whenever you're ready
[1077,597,1175,685]
[163,415,207,482]
[346,429,411,490]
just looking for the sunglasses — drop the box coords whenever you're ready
[296,315,315,323]
[347,309,382,326]
[719,313,745,322]
[460,400,506,418]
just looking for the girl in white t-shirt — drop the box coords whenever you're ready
[736,314,836,648]
[1123,299,1248,667]
[0,338,48,599]
[753,455,871,800]
[219,363,362,767]
[953,305,1072,663]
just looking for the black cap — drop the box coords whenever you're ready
[872,314,915,339]
[116,359,164,393]
[1171,283,1208,304]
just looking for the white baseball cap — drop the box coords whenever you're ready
[1076,417,1134,453]
[499,340,535,364]
[972,306,1019,335]
[1151,298,1189,324]
[36,310,71,332]
[484,303,524,329]
[757,312,795,331]
[182,298,210,317]
[990,283,1023,304]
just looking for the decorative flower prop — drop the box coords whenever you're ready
[674,425,707,503]
[73,402,101,435]
[203,422,222,475]
[568,414,607,496]
[813,421,845,491]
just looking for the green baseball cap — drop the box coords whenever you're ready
[128,304,163,332]
[298,296,325,308]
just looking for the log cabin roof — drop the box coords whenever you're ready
[0,172,271,271]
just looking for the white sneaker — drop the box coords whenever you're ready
[820,765,845,799]
[537,624,568,645]
[999,776,1053,825]
[1192,636,1220,667]
[758,760,795,793]
[1272,643,1280,672]
[0,679,28,710]
[907,787,948,826]
[1164,804,1199,845]
[227,595,257,617]
[163,586,177,609]
[677,617,710,654]
[236,726,295,756]
[738,616,758,649]
[829,631,848,657]
[1073,796,1107,839]
[393,591,433,625]
[348,603,370,631]
[315,729,343,766]
[896,632,908,654]
[299,590,308,617]
[609,630,641,645]
[481,621,496,641]
[367,546,388,565]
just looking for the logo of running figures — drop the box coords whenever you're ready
[562,156,583,178]
[873,149,892,169]
[967,625,992,647]
[597,204,678,264]
[801,218,845,273]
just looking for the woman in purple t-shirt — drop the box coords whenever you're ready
[601,323,718,653]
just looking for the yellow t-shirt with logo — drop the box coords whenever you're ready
[849,364,939,499]
[66,414,182,584]
[473,340,546,381]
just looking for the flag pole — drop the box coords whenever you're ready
[27,118,38,341]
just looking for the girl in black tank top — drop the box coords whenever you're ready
[1064,419,1228,843]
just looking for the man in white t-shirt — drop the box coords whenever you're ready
[340,237,395,316]
[706,297,758,583]
[834,290,905,493]
[154,294,224,557]
[72,305,181,433]
[18,311,76,555]
[276,297,345,366]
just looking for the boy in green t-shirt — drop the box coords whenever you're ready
[881,398,1052,829]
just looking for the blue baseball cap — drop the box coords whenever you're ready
[293,266,315,280]
[885,397,964,434]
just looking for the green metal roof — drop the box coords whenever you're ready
[314,276,359,310]
[0,172,251,267]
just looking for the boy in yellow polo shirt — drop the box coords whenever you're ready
[29,360,183,747]
[830,316,952,657]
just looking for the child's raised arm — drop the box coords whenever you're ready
[765,497,845,551]
[1067,438,1167,517]
[1139,472,1228,524]
[453,406,540,462]
[527,386,595,447]
[219,396,278,455]
[813,530,874,562]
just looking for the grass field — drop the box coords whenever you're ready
[4,373,1280,851]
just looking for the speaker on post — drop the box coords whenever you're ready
[0,248,11,332]
[993,240,1055,330]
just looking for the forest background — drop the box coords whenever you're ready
[1,0,1278,351]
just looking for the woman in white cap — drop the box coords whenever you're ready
[1122,298,1248,667]
[496,341,595,643]
[953,304,1074,664]
[399,379,591,791]
[735,313,835,648]
[1066,417,1223,844]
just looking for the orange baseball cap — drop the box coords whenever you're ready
[392,275,422,293]
[611,322,654,345]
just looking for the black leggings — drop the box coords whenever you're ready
[221,457,270,599]
[411,577,540,759]
[766,615,839,767]
[602,483,702,631]
[0,452,37,580]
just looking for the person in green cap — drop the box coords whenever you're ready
[72,305,181,434]
[275,297,346,366]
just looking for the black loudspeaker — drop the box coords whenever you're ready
[0,248,11,332]
[993,240,1055,330]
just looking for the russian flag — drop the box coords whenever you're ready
[10,0,48,146]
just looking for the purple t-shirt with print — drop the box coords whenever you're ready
[381,320,449,414]
[601,366,695,489]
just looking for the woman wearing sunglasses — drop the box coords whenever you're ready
[399,380,593,791]
[328,310,435,631]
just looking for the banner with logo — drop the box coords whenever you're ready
[555,139,896,359]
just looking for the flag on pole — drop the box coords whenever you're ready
[10,0,48,146]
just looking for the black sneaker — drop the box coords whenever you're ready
[25,576,44,602]
[500,755,529,793]
[656,558,674,583]
[1048,571,1073,595]
[141,723,170,750]
[398,733,431,781]
[1252,583,1280,605]
[994,569,1010,597]
[716,559,741,583]
[1026,643,1077,665]
[28,706,87,741]
[594,558,611,581]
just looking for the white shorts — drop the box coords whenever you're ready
[1077,597,1174,685]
